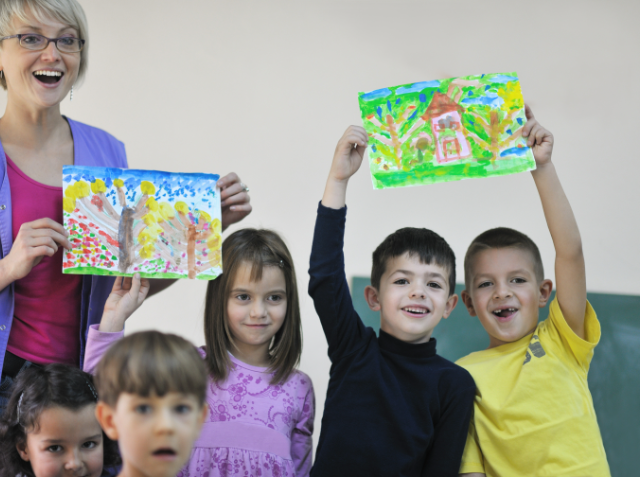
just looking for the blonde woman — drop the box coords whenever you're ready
[0,0,251,410]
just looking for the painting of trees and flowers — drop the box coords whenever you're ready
[62,166,222,280]
[358,72,535,189]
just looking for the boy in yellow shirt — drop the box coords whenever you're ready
[457,106,610,477]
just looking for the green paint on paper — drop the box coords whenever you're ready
[358,72,535,189]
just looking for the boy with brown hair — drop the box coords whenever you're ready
[94,330,209,477]
[457,106,610,477]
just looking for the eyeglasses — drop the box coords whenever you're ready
[0,33,85,53]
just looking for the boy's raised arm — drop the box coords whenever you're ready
[322,125,368,209]
[524,106,587,338]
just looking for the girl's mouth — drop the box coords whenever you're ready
[33,70,63,85]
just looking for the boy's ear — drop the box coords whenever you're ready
[538,279,553,307]
[461,290,477,317]
[16,441,29,462]
[364,285,381,312]
[442,293,458,319]
[95,401,119,441]
[199,403,208,428]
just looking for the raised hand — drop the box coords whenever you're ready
[100,274,150,332]
[218,172,252,231]
[0,218,73,287]
[522,105,554,167]
[329,126,369,183]
[322,126,368,209]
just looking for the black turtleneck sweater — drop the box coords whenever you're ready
[308,203,475,477]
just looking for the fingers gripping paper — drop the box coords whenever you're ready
[62,166,222,280]
[358,72,536,189]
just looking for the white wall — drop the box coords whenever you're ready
[5,0,639,445]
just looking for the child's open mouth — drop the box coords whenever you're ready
[402,306,430,317]
[33,70,63,85]
[152,447,177,460]
[492,307,518,320]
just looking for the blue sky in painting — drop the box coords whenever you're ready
[62,166,220,212]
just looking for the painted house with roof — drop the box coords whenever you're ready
[421,92,471,164]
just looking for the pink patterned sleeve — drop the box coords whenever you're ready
[290,373,315,477]
[82,324,124,374]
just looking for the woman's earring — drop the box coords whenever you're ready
[70,85,73,101]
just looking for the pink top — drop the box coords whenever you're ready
[83,325,315,476]
[6,155,82,365]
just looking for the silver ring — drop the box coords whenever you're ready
[242,183,250,193]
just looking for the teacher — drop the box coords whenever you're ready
[0,0,251,406]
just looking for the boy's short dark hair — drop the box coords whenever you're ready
[95,331,208,408]
[464,227,544,288]
[371,227,456,296]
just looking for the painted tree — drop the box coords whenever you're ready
[462,80,527,160]
[64,178,152,273]
[138,198,222,279]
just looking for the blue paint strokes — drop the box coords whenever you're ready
[468,90,473,96]
[408,110,418,121]
[517,118,523,125]
[500,146,529,157]
[387,100,393,113]
[395,80,440,95]
[485,85,490,91]
[360,88,392,101]
[419,94,426,103]
[371,145,377,152]
[507,129,512,135]
[376,106,382,119]
[395,98,401,104]
[461,93,504,107]
[489,74,518,83]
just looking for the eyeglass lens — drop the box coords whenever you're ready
[20,34,82,53]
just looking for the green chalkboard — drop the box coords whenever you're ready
[351,277,639,476]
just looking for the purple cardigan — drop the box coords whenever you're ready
[0,118,128,372]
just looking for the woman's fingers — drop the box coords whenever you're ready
[222,191,250,208]
[216,172,240,191]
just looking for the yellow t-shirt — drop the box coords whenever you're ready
[456,298,610,477]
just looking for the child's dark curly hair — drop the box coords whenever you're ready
[0,363,121,477]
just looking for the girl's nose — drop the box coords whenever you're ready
[63,450,84,472]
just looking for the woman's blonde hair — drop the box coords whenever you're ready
[204,229,303,385]
[0,0,89,90]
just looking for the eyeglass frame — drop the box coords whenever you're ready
[0,33,85,53]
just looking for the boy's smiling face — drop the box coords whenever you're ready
[462,247,552,348]
[365,252,458,344]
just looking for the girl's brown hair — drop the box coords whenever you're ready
[204,229,302,385]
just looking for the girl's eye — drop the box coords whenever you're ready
[236,294,250,301]
[268,294,283,302]
[82,441,98,449]
[428,282,442,289]
[512,278,526,284]
[478,281,492,288]
[394,278,409,285]
[175,404,192,414]
[47,445,63,453]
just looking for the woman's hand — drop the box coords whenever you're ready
[100,274,150,332]
[0,218,73,284]
[218,172,252,231]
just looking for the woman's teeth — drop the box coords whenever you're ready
[34,70,62,77]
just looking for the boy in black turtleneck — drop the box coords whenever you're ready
[309,126,475,477]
